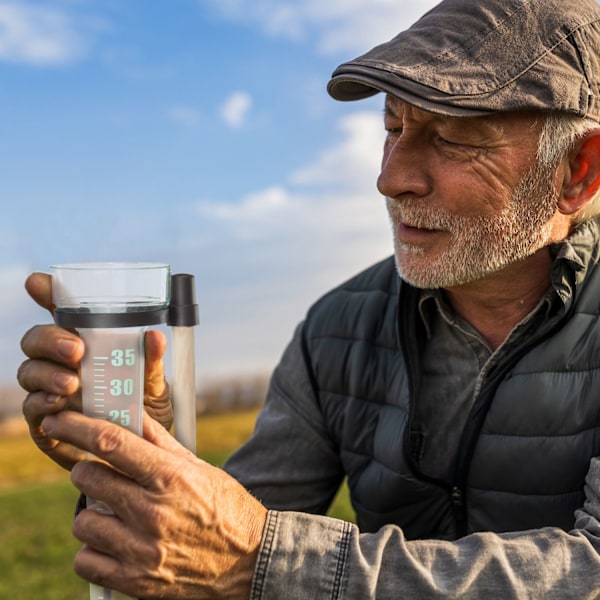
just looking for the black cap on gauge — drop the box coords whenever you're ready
[167,274,199,327]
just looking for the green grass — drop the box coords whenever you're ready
[0,480,88,599]
[0,410,354,598]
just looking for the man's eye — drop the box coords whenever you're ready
[437,135,459,146]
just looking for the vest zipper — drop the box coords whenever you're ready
[451,486,466,526]
[398,281,571,539]
[398,286,458,530]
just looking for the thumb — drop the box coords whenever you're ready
[144,329,168,398]
[25,272,55,314]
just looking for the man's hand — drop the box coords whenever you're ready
[42,410,267,599]
[18,272,174,471]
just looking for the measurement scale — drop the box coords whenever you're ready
[79,327,145,436]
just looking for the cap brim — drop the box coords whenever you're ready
[327,66,492,117]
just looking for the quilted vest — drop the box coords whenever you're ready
[302,221,600,540]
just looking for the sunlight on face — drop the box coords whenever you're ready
[387,159,560,288]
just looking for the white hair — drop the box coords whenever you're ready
[537,113,600,223]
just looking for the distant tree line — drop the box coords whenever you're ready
[198,374,269,414]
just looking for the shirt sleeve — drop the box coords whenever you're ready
[224,322,345,514]
[249,458,600,599]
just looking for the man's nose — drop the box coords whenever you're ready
[376,137,431,199]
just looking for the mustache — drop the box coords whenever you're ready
[386,198,458,231]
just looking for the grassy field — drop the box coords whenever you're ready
[0,409,353,599]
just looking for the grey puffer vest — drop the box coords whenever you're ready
[302,220,600,540]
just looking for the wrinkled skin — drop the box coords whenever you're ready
[18,273,266,598]
[45,411,266,599]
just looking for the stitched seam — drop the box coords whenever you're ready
[249,511,278,600]
[331,521,352,600]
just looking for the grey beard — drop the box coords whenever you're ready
[387,160,560,289]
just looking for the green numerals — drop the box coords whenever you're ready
[110,378,134,396]
[109,409,131,427]
[111,349,136,367]
[109,348,136,397]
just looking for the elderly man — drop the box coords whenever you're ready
[17,0,600,597]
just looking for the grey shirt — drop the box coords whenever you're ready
[413,289,554,484]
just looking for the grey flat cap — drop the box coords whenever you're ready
[328,0,600,119]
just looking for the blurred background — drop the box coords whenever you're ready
[0,0,442,412]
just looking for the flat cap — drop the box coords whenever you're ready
[327,0,600,120]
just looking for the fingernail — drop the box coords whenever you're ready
[46,394,62,404]
[57,338,79,360]
[86,501,113,515]
[41,415,56,434]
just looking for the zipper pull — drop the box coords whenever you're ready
[451,485,467,534]
[451,485,463,509]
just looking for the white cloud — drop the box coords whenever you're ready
[220,91,253,129]
[199,186,291,221]
[204,0,440,55]
[0,1,90,65]
[193,108,390,253]
[291,111,384,188]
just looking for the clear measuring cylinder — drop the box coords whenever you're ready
[52,262,171,600]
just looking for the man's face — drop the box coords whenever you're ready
[378,97,562,289]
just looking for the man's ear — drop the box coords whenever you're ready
[558,129,600,215]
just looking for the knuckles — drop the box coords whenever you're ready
[19,324,46,355]
[93,422,128,456]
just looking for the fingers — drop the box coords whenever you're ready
[71,461,144,522]
[42,411,194,488]
[18,357,80,396]
[25,272,54,312]
[22,388,81,427]
[73,543,142,598]
[19,324,83,399]
[72,512,169,598]
[73,505,155,574]
[18,319,85,472]
[20,323,84,368]
[22,392,87,470]
[22,391,68,428]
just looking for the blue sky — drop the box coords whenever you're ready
[0,0,439,386]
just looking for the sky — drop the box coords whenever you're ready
[0,0,440,388]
